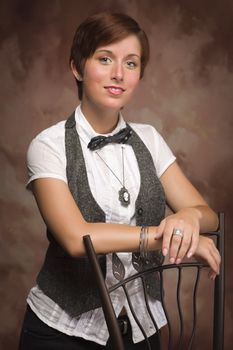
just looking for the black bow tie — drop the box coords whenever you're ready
[87,125,132,151]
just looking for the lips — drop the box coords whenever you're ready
[104,86,125,96]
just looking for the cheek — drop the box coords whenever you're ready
[84,65,105,84]
[127,73,140,90]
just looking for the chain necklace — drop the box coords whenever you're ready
[95,147,130,207]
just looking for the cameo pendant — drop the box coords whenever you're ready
[118,187,130,207]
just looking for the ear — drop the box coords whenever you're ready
[70,60,83,81]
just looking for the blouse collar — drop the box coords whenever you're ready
[74,105,126,146]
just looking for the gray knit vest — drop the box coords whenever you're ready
[37,112,166,317]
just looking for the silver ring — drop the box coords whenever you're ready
[173,228,184,238]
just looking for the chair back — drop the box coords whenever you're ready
[83,213,225,350]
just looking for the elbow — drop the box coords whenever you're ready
[65,239,86,258]
[205,207,219,232]
[62,223,90,258]
[56,233,87,258]
[49,221,91,258]
[212,211,219,232]
[197,205,219,232]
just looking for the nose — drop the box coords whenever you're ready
[111,62,124,82]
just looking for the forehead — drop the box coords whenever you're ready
[95,35,141,56]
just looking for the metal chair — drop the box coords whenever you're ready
[83,213,225,350]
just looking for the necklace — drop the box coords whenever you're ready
[95,147,130,207]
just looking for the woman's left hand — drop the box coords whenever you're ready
[194,235,221,280]
[155,208,200,263]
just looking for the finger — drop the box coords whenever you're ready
[154,218,166,239]
[208,270,217,280]
[210,247,221,274]
[169,233,183,263]
[206,248,219,274]
[161,222,176,257]
[213,246,221,266]
[187,226,200,258]
[206,239,220,274]
[176,229,192,263]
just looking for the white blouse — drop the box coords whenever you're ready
[26,105,176,345]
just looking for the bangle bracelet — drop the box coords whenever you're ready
[139,226,149,261]
[145,226,149,261]
[139,226,144,258]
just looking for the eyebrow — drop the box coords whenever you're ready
[95,49,140,59]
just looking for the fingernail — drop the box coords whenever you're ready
[170,257,175,264]
[176,258,181,264]
[187,252,193,258]
[163,248,168,256]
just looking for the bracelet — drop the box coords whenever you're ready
[139,226,145,259]
[139,226,149,261]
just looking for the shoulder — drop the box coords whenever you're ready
[128,121,164,147]
[32,119,66,145]
[129,121,160,135]
[28,119,67,155]
[128,121,176,177]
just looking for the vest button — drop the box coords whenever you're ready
[137,208,143,216]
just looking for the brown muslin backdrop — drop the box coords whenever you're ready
[0,1,232,349]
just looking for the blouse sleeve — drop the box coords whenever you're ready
[26,128,67,189]
[152,129,176,178]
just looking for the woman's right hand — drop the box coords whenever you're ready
[194,236,221,280]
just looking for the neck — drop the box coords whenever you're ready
[80,101,121,134]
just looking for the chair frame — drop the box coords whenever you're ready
[83,213,225,350]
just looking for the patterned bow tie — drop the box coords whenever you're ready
[87,125,132,151]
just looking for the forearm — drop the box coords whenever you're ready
[32,178,162,257]
[161,161,219,233]
[73,222,161,257]
[177,205,219,233]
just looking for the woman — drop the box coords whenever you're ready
[19,12,220,350]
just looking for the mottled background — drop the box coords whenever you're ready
[0,0,232,349]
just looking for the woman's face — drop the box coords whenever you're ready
[80,35,141,113]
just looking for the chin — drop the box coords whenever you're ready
[106,95,131,108]
[100,99,126,111]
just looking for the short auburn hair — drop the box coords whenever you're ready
[69,12,150,100]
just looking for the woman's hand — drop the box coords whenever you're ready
[155,208,200,263]
[194,235,221,280]
[157,161,219,264]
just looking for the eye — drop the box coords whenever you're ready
[126,60,138,69]
[99,57,112,64]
